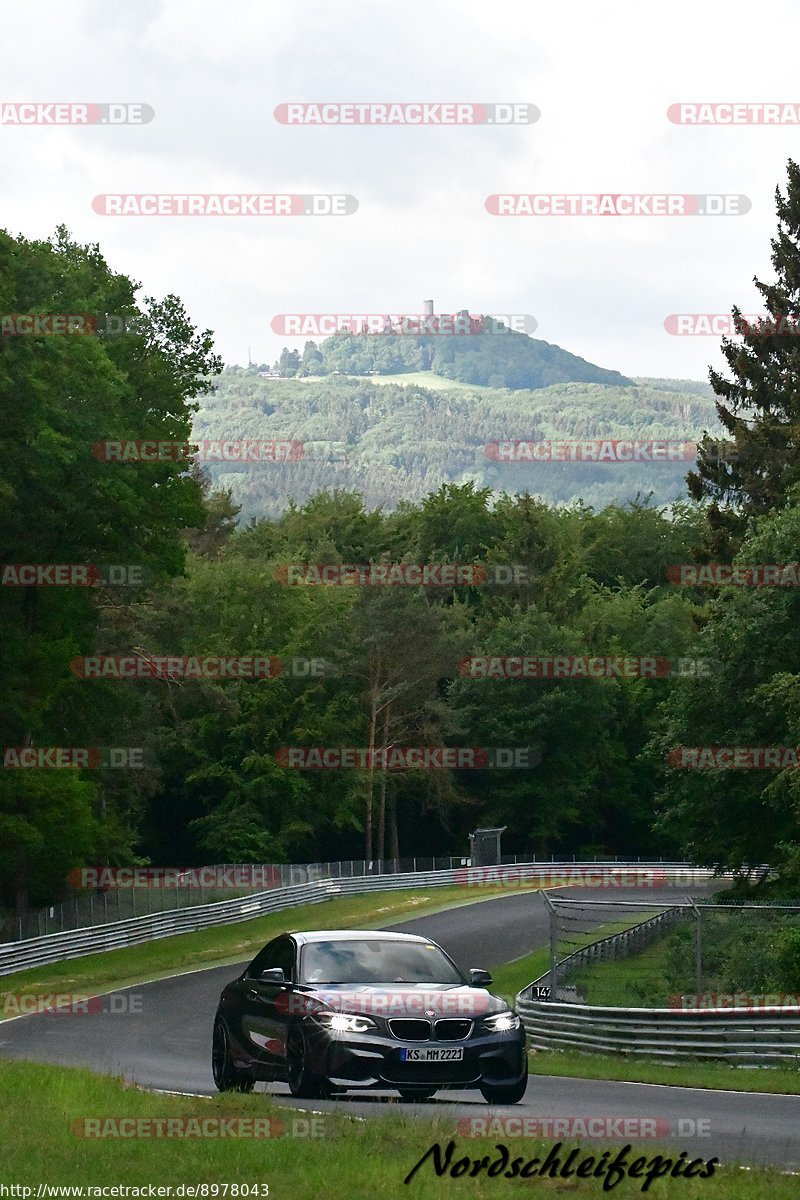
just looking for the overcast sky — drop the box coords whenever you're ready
[3,0,800,380]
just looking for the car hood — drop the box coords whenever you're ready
[276,983,507,1018]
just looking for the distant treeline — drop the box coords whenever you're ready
[196,369,721,519]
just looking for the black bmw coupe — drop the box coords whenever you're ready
[212,928,528,1102]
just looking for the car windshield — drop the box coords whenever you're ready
[300,939,464,985]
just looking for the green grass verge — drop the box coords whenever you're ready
[490,917,659,1004]
[529,1049,800,1095]
[568,915,701,1008]
[570,935,681,1006]
[0,1060,792,1197]
[0,884,540,1014]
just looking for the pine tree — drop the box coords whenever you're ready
[688,159,800,556]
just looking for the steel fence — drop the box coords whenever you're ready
[3,852,682,943]
[4,856,473,942]
[516,894,800,1063]
[0,861,716,976]
[515,996,800,1064]
[539,893,797,1009]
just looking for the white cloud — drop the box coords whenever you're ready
[1,0,799,379]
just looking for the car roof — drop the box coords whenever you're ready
[287,929,435,946]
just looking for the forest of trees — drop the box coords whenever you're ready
[5,160,800,925]
[195,371,719,519]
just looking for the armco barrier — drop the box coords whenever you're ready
[0,862,716,976]
[12,855,477,941]
[13,854,702,943]
[514,996,800,1064]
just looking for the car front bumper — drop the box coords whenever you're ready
[305,1022,527,1091]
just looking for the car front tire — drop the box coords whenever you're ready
[286,1025,331,1099]
[212,1017,255,1093]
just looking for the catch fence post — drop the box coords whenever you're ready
[543,891,557,1000]
[687,896,702,994]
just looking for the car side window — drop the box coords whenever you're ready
[246,936,295,982]
[246,937,283,979]
[272,938,295,982]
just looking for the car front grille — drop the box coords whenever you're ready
[388,1018,431,1041]
[434,1018,473,1040]
[387,1017,474,1041]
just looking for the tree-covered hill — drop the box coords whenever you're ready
[270,320,633,390]
[194,370,721,520]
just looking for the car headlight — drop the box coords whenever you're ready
[483,1012,520,1032]
[315,1012,377,1033]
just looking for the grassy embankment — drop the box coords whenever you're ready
[0,1059,791,1197]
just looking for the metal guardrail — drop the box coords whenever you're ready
[8,855,478,942]
[515,903,800,1063]
[515,997,800,1064]
[8,852,686,943]
[0,861,716,976]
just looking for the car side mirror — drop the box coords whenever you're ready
[469,968,493,986]
[259,967,286,984]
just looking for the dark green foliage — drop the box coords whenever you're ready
[196,369,719,520]
[0,225,221,916]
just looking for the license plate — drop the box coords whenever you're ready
[400,1047,464,1062]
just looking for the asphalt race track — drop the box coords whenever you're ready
[3,884,800,1170]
